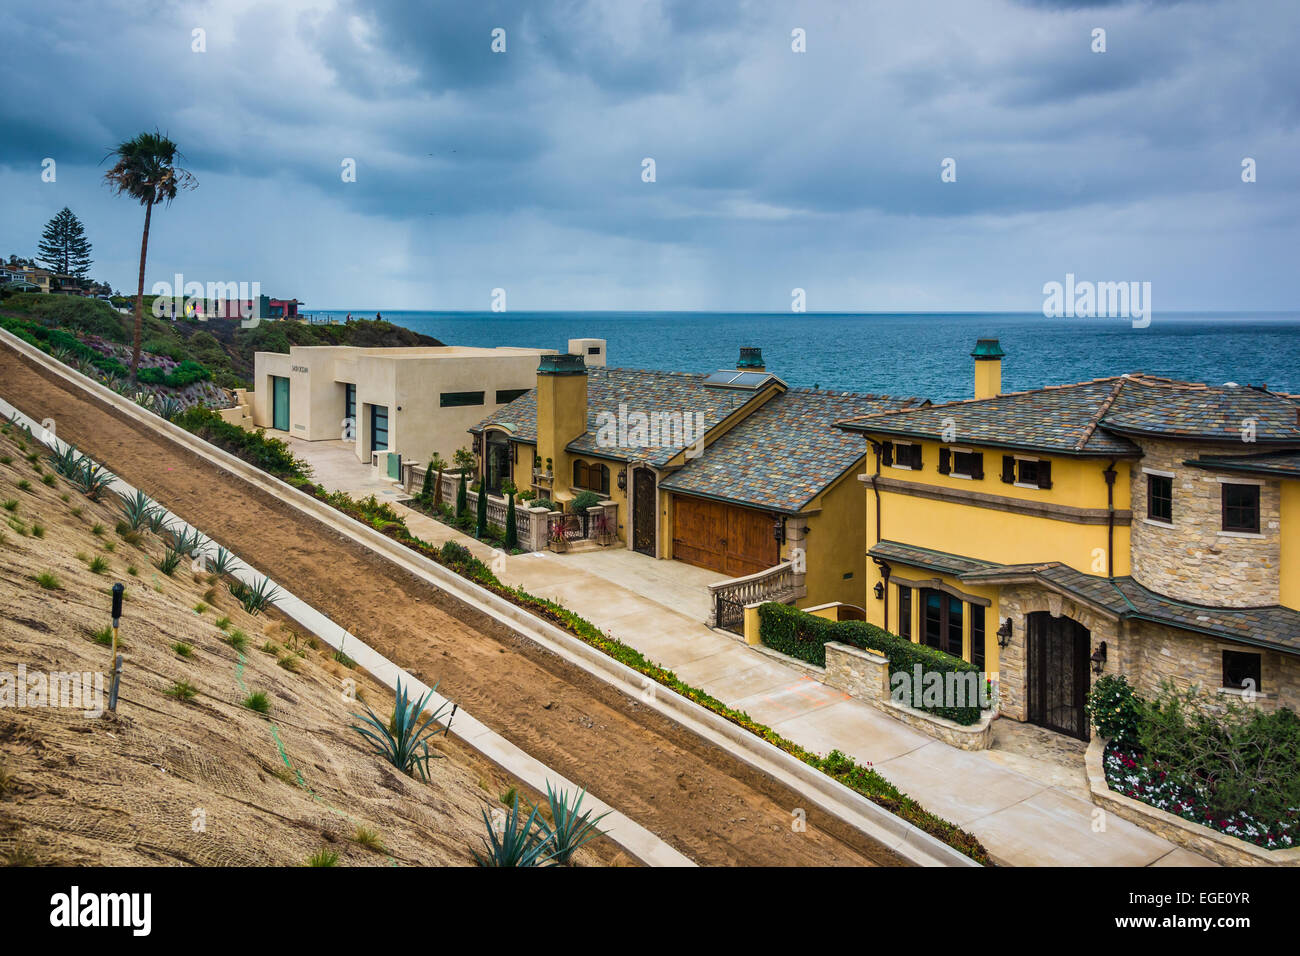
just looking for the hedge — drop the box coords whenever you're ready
[757,602,986,725]
[173,406,311,480]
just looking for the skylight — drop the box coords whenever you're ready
[703,370,776,390]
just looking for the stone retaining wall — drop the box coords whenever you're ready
[822,642,994,750]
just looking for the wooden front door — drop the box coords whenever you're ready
[632,469,656,556]
[1027,612,1091,740]
[672,495,778,576]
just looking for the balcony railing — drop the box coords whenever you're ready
[708,561,802,633]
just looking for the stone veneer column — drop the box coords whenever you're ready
[786,515,809,599]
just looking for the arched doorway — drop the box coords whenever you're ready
[1026,611,1091,740]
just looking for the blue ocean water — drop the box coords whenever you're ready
[317,311,1300,404]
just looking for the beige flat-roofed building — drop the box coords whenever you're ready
[252,343,564,466]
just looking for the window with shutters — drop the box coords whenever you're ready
[889,441,922,470]
[1003,455,1052,489]
[950,450,983,479]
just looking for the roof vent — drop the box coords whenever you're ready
[738,347,765,370]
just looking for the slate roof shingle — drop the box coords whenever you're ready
[659,389,923,513]
[1185,449,1300,479]
[840,374,1300,455]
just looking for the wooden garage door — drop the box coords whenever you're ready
[672,495,778,577]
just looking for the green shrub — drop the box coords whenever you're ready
[756,603,985,725]
[137,359,210,388]
[570,490,602,512]
[1086,673,1142,746]
[172,406,310,480]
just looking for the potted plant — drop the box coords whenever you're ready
[548,518,568,553]
[592,511,614,547]
[545,457,554,477]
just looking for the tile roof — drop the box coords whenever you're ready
[660,390,923,513]
[471,366,778,466]
[868,540,1001,576]
[473,387,539,443]
[1185,449,1300,480]
[951,561,1300,656]
[840,374,1300,455]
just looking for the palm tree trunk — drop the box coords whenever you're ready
[130,200,153,379]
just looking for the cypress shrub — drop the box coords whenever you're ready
[455,471,467,517]
[475,482,488,538]
[757,602,985,725]
[418,458,435,502]
[504,493,518,550]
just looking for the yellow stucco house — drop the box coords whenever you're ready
[471,346,925,626]
[839,339,1300,739]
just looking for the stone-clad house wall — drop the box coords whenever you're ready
[1129,438,1282,608]
[994,584,1299,726]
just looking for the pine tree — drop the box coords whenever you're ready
[37,207,94,278]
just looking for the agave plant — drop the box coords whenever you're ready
[535,784,610,865]
[471,793,554,867]
[155,548,182,575]
[168,525,204,557]
[72,459,115,501]
[350,680,456,781]
[228,575,283,615]
[153,395,183,422]
[118,488,157,530]
[47,444,86,479]
[205,545,237,575]
[146,506,170,534]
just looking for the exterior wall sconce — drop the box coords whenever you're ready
[772,515,786,545]
[1091,641,1108,675]
[873,581,884,600]
[617,469,627,491]
[996,618,1013,648]
[472,436,482,456]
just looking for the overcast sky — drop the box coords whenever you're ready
[2,0,1297,311]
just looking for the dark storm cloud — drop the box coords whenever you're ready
[0,0,1296,309]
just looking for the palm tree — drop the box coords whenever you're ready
[103,131,196,378]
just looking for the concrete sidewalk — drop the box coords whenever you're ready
[290,437,1215,867]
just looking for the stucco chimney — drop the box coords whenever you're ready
[971,338,1005,400]
[535,353,588,495]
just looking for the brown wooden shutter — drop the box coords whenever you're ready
[1001,455,1016,483]
[971,452,985,480]
[911,444,923,469]
[1037,460,1053,489]
[881,441,893,466]
[938,448,951,475]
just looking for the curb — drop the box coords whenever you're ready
[2,330,977,866]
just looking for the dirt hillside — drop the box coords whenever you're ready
[0,420,621,866]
